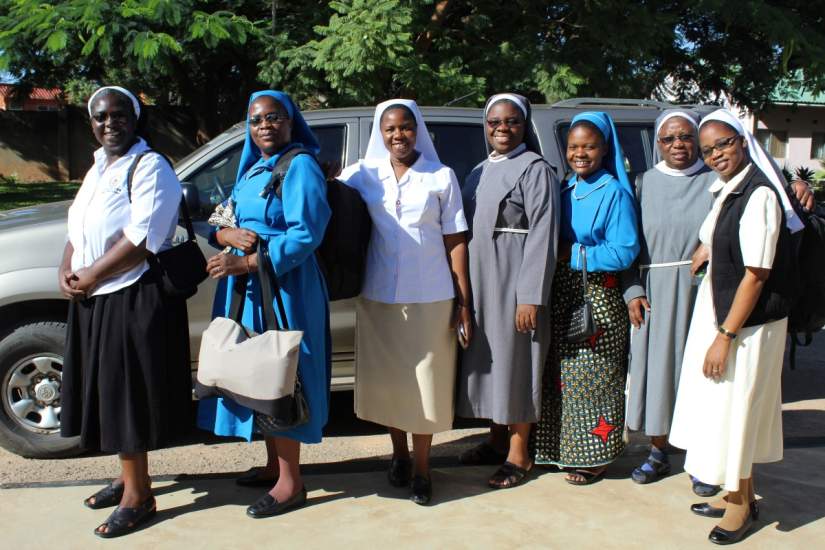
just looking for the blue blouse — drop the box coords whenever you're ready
[561,169,640,272]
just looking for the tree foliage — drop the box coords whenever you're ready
[2,0,824,140]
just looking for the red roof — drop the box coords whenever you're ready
[0,84,63,101]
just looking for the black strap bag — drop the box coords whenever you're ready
[252,243,310,434]
[127,151,207,299]
[563,247,599,343]
[262,147,371,301]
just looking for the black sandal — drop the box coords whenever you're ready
[83,482,125,510]
[488,461,531,489]
[459,442,508,466]
[94,496,157,538]
[565,467,606,486]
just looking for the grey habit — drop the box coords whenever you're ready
[621,166,716,436]
[457,146,560,425]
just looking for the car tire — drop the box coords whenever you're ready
[0,321,83,458]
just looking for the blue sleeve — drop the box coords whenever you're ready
[571,188,640,272]
[267,156,331,275]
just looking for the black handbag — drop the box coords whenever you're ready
[252,244,310,434]
[563,247,599,343]
[127,151,208,299]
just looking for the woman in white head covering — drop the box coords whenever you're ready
[669,108,800,544]
[338,99,471,505]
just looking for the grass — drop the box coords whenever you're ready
[0,180,80,211]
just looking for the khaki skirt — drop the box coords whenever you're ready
[355,297,456,434]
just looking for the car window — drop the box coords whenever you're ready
[558,123,653,185]
[427,123,487,185]
[183,124,348,219]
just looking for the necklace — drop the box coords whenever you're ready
[571,172,612,200]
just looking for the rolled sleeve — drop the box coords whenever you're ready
[122,153,182,253]
[739,187,781,269]
[440,168,468,235]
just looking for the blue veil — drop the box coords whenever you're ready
[569,111,633,195]
[235,90,321,184]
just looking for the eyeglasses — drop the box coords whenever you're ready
[486,118,523,129]
[658,134,695,145]
[91,111,129,123]
[700,135,742,158]
[248,113,290,127]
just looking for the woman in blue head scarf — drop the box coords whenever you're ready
[533,111,639,485]
[197,90,331,518]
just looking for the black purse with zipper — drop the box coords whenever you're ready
[563,246,599,343]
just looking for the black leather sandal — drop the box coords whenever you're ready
[488,461,531,489]
[83,482,125,510]
[94,496,157,538]
[564,467,606,486]
[235,468,279,488]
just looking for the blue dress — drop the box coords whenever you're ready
[197,152,332,444]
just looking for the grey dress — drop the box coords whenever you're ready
[621,166,716,436]
[457,147,560,425]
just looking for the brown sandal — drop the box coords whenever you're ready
[564,467,606,486]
[488,461,531,489]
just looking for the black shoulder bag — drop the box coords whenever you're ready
[563,247,599,343]
[127,151,208,299]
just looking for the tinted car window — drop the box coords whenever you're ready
[427,123,486,185]
[184,124,348,218]
[558,124,653,184]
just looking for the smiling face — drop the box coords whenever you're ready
[566,123,607,178]
[699,121,747,181]
[248,96,292,159]
[90,92,137,158]
[380,107,418,163]
[658,117,698,170]
[485,100,526,155]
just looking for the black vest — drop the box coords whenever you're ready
[711,167,794,328]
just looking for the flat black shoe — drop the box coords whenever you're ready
[246,486,307,518]
[410,475,432,505]
[691,501,759,520]
[94,496,156,538]
[84,482,125,510]
[387,458,412,488]
[708,516,753,545]
[235,468,279,488]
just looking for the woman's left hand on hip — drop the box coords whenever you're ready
[703,334,732,381]
[206,253,249,279]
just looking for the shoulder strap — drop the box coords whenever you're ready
[227,245,288,332]
[259,147,313,199]
[126,149,197,243]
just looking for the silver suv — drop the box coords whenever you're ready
[0,99,697,458]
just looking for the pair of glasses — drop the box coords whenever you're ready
[91,111,129,123]
[658,134,695,145]
[486,118,523,129]
[248,113,290,127]
[700,135,741,158]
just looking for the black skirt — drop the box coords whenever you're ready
[60,267,192,453]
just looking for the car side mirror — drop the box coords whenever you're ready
[181,183,201,218]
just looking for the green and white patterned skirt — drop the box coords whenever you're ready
[533,263,629,468]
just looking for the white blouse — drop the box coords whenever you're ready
[700,164,782,269]
[67,138,182,296]
[339,155,468,304]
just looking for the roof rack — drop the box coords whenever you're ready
[551,98,673,109]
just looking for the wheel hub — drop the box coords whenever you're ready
[2,354,63,433]
[34,379,59,404]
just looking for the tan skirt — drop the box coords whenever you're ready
[355,297,457,434]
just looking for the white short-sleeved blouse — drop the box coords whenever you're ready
[339,155,468,304]
[700,164,782,269]
[67,138,182,296]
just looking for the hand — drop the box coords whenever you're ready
[515,304,538,333]
[217,228,258,254]
[690,244,709,276]
[453,304,473,347]
[59,269,85,300]
[791,180,815,212]
[69,267,98,295]
[703,334,732,381]
[627,297,650,329]
[206,253,253,279]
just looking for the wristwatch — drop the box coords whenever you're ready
[717,325,737,340]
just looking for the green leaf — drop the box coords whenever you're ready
[45,30,68,52]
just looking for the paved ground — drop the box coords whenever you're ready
[2,336,823,549]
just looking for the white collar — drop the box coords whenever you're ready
[709,163,753,194]
[93,137,148,171]
[488,143,527,163]
[655,158,705,177]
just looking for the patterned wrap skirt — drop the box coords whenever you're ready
[533,263,629,468]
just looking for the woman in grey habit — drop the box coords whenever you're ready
[457,93,559,488]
